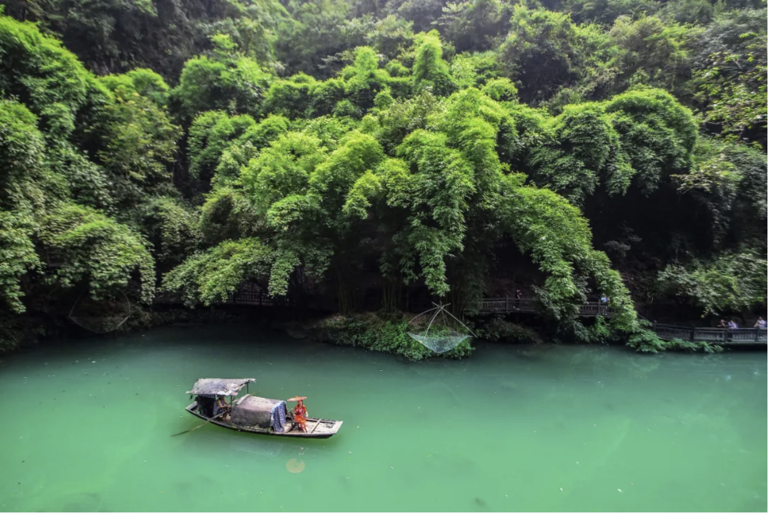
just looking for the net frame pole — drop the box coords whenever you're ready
[425,303,449,336]
[406,302,476,354]
[440,307,478,338]
[68,291,132,333]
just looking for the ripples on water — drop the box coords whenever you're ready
[0,324,765,511]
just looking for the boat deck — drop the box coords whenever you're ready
[185,403,342,438]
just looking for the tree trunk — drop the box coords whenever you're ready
[381,276,402,312]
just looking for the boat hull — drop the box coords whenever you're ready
[185,403,342,438]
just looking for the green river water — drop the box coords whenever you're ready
[0,324,765,512]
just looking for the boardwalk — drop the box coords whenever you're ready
[470,298,766,345]
[191,292,616,317]
[464,297,613,317]
[205,292,615,316]
[653,322,767,345]
[156,291,766,346]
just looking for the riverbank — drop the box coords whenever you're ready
[4,304,757,358]
[297,313,730,359]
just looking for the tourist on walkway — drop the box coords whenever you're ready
[599,295,609,315]
[727,319,739,329]
[717,319,727,328]
[754,317,766,329]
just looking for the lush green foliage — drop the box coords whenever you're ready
[627,328,724,353]
[691,9,766,142]
[162,238,273,306]
[474,317,543,344]
[0,15,181,348]
[499,6,610,103]
[39,204,156,303]
[1,0,765,354]
[169,35,273,122]
[0,212,40,313]
[570,316,615,345]
[2,0,286,78]
[139,197,201,269]
[658,250,767,316]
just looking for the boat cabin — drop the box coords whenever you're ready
[187,378,287,432]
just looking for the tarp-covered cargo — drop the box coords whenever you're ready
[187,378,255,397]
[231,395,287,433]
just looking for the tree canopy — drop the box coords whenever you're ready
[0,0,765,352]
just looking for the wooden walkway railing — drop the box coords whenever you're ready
[154,290,279,307]
[156,292,614,316]
[652,323,767,345]
[230,290,275,306]
[464,297,613,317]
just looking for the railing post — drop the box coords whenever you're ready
[756,328,760,343]
[691,326,696,342]
[506,296,509,312]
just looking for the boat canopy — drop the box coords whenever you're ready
[187,378,255,397]
[231,395,287,432]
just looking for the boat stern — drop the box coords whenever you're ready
[310,419,343,438]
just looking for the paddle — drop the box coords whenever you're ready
[172,411,226,437]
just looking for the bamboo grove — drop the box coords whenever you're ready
[0,0,765,351]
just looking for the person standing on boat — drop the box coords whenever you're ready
[287,396,308,432]
[294,400,308,432]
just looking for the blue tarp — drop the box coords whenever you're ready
[271,401,286,433]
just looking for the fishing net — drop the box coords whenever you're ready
[68,292,132,333]
[407,304,476,354]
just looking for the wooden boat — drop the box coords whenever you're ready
[185,378,343,439]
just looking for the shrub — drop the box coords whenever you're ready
[312,313,473,361]
[475,317,542,344]
[627,327,723,353]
